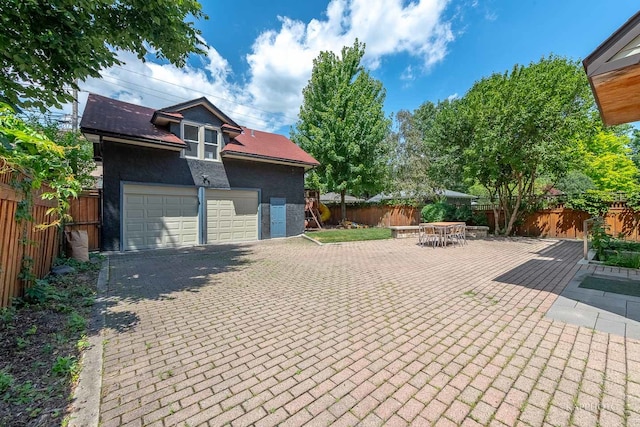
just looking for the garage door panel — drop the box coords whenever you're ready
[127,210,145,219]
[126,195,144,204]
[206,189,258,243]
[123,184,199,251]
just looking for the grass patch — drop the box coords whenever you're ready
[307,227,392,243]
[579,275,640,297]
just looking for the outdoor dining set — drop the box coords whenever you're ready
[418,222,467,248]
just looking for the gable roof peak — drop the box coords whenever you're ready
[159,97,240,128]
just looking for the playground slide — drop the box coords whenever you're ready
[318,202,331,223]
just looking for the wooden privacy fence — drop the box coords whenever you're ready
[324,202,640,241]
[0,171,101,307]
[0,177,60,307]
[326,204,421,226]
[65,190,101,251]
[481,207,640,241]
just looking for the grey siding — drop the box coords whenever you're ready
[101,142,306,250]
[224,159,306,238]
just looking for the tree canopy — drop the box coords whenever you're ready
[577,130,639,193]
[291,40,391,221]
[0,103,84,225]
[0,0,207,109]
[421,56,595,234]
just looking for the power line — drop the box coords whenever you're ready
[87,74,292,126]
[110,65,300,122]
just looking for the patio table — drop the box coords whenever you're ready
[419,222,466,247]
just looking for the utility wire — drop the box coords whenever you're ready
[87,74,290,126]
[110,64,300,122]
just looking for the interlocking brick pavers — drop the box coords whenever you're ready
[98,237,640,426]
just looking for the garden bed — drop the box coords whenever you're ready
[591,222,640,268]
[0,256,101,426]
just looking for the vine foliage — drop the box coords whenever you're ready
[0,103,84,285]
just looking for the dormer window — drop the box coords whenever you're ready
[182,122,221,161]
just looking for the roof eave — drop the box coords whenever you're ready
[221,151,320,170]
[80,127,185,149]
[583,10,640,77]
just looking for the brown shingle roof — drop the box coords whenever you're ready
[81,94,185,146]
[222,128,320,167]
[81,94,319,167]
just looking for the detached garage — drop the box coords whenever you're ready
[81,95,319,252]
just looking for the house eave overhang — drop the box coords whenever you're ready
[583,11,640,126]
[80,128,184,151]
[221,152,319,170]
[151,111,183,126]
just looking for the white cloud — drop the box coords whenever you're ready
[400,66,416,81]
[447,93,459,101]
[77,47,275,130]
[246,0,455,122]
[72,0,456,132]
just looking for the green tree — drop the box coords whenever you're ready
[556,171,596,195]
[291,40,391,221]
[27,116,96,189]
[0,104,82,225]
[577,130,639,192]
[387,99,470,199]
[387,109,433,198]
[428,56,595,235]
[0,0,207,110]
[418,98,470,192]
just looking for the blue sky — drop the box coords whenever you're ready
[78,1,640,134]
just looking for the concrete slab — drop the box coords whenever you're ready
[627,301,640,321]
[627,323,640,340]
[546,305,598,328]
[552,295,578,308]
[574,300,627,317]
[594,318,627,336]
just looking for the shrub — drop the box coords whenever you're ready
[51,356,78,379]
[23,279,62,305]
[66,312,86,333]
[604,252,640,269]
[471,211,489,226]
[421,201,472,223]
[421,201,449,222]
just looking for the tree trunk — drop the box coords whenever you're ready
[492,206,500,235]
[504,177,524,236]
[340,189,347,224]
[504,200,520,236]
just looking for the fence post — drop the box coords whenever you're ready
[583,219,589,260]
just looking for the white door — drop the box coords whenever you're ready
[122,184,199,250]
[206,189,259,243]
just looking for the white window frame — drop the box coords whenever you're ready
[181,121,222,161]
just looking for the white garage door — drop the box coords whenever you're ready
[123,184,199,250]
[206,189,259,243]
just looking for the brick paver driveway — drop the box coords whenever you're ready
[99,237,640,427]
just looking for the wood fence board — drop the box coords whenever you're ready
[323,204,640,243]
[326,204,420,227]
[65,192,100,251]
[0,182,99,307]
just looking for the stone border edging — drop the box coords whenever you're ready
[301,233,324,246]
[68,257,109,427]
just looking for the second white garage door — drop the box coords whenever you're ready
[206,189,259,243]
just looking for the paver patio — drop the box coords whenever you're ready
[98,237,640,427]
